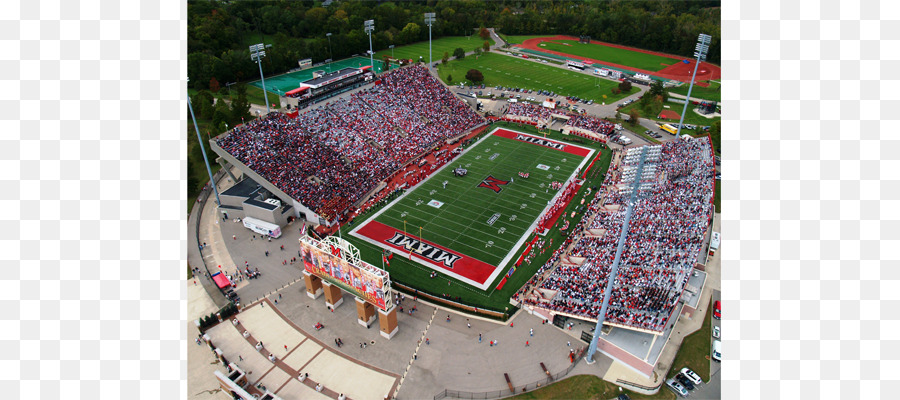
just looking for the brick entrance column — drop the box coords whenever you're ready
[303,271,323,299]
[378,307,399,339]
[356,298,377,327]
[323,281,343,310]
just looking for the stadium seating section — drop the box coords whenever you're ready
[518,138,714,332]
[216,66,485,220]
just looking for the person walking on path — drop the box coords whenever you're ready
[478,333,482,343]
[530,328,533,337]
[525,341,529,347]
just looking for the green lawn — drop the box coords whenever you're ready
[374,36,495,63]
[668,81,721,102]
[437,52,638,105]
[508,374,676,400]
[668,298,714,383]
[535,39,676,72]
[371,134,583,267]
[339,124,612,313]
[246,85,281,109]
[620,98,720,127]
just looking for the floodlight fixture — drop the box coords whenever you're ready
[675,33,713,138]
[250,42,272,114]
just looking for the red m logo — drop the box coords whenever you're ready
[330,245,342,258]
[477,175,509,193]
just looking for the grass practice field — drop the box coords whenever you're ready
[373,36,495,63]
[437,52,638,104]
[352,128,592,290]
[668,80,721,102]
[620,99,720,127]
[535,39,675,72]
[341,124,612,313]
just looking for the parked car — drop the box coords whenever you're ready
[712,339,722,362]
[617,394,631,400]
[666,379,689,397]
[681,367,703,385]
[713,300,721,319]
[712,325,721,339]
[675,373,695,390]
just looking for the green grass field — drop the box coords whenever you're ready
[620,99,720,127]
[508,374,676,400]
[536,39,676,72]
[372,132,586,267]
[668,80,721,102]
[668,298,714,382]
[437,52,638,105]
[374,36,494,63]
[339,124,612,313]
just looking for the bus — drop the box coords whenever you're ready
[566,60,585,71]
[660,124,678,135]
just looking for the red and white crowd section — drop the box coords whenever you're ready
[518,137,714,332]
[216,66,485,221]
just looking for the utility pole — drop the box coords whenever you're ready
[326,33,333,73]
[250,43,273,115]
[425,13,436,68]
[675,33,712,138]
[187,78,221,206]
[364,20,375,69]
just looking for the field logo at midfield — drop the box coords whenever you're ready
[385,232,461,268]
[478,175,509,193]
[515,134,566,150]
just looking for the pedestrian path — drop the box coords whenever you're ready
[206,299,399,400]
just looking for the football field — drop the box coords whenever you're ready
[351,128,593,289]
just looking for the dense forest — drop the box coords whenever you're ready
[188,0,720,90]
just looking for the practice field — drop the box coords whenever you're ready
[373,36,495,64]
[248,56,396,96]
[351,128,593,290]
[437,52,638,104]
[534,39,675,72]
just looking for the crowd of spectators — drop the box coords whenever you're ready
[215,65,485,220]
[521,138,714,332]
[502,102,615,138]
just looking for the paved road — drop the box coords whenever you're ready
[687,288,721,400]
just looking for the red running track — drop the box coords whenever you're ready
[518,35,720,85]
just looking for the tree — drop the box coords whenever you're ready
[615,110,622,121]
[483,40,490,52]
[453,47,465,60]
[209,77,221,93]
[212,95,232,129]
[447,74,453,83]
[442,51,449,64]
[618,80,632,92]
[382,56,391,72]
[191,90,215,120]
[648,80,668,102]
[399,22,421,44]
[628,109,640,125]
[229,84,251,123]
[465,69,484,84]
[479,27,490,40]
[473,47,482,57]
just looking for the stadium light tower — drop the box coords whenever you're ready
[250,43,273,114]
[187,77,221,206]
[364,20,375,69]
[326,33,333,73]
[389,44,394,59]
[675,33,712,138]
[584,146,650,365]
[425,13,436,67]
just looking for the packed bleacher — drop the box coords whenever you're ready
[521,138,714,332]
[502,102,615,138]
[216,65,485,221]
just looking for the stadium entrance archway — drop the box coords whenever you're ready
[299,235,400,339]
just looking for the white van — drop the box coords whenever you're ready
[710,231,720,251]
[712,339,722,362]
